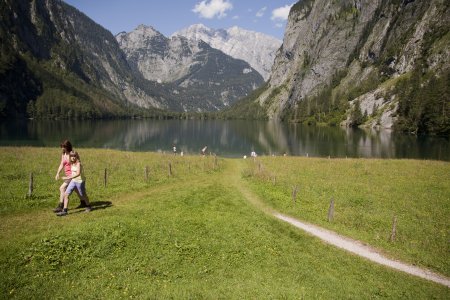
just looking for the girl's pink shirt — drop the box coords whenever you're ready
[62,155,71,177]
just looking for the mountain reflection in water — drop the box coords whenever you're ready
[1,119,448,161]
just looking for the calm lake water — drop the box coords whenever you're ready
[1,119,449,161]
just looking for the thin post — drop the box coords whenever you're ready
[104,168,107,187]
[28,172,33,197]
[390,216,397,242]
[258,162,262,172]
[327,198,334,222]
[168,162,172,176]
[292,185,298,204]
[145,166,149,181]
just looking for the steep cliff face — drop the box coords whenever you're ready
[0,0,168,119]
[117,25,201,83]
[116,25,264,112]
[255,0,449,134]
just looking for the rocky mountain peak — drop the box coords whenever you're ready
[116,24,167,50]
[173,24,282,80]
[116,24,264,111]
[135,24,161,36]
[188,23,210,32]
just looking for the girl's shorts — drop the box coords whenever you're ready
[66,181,86,197]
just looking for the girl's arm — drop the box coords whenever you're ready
[55,155,64,180]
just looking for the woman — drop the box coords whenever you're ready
[53,140,86,212]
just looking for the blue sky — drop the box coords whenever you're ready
[63,0,296,40]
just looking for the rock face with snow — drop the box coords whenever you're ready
[173,24,282,81]
[116,25,264,111]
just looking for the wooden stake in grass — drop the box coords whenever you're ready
[292,185,298,204]
[168,162,172,177]
[327,198,334,222]
[390,215,397,242]
[28,172,33,197]
[104,168,107,187]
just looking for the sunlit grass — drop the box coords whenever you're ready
[0,148,448,298]
[0,147,219,214]
[244,156,450,277]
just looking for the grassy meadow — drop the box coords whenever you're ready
[0,147,449,299]
[243,156,450,277]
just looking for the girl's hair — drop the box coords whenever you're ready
[60,140,73,153]
[69,151,80,161]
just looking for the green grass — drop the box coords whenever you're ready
[0,147,216,214]
[0,147,449,298]
[244,156,450,277]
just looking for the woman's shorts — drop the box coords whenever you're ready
[66,181,86,197]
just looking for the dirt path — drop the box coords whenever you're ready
[227,160,450,288]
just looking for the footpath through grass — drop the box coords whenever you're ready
[243,156,450,278]
[0,147,449,298]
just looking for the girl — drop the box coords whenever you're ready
[56,151,92,216]
[54,140,86,212]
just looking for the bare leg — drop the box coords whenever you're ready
[59,181,69,204]
[54,181,69,211]
[55,192,70,215]
[63,193,70,210]
[74,188,83,202]
[74,188,86,206]
[81,183,91,208]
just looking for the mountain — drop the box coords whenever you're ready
[0,0,171,119]
[116,25,264,111]
[173,24,282,81]
[236,0,449,135]
[0,0,263,119]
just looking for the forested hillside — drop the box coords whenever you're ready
[0,0,170,119]
[232,0,449,135]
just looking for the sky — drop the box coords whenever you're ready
[63,0,296,40]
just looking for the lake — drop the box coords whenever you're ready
[1,119,449,161]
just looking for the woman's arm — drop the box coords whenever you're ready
[55,155,64,180]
